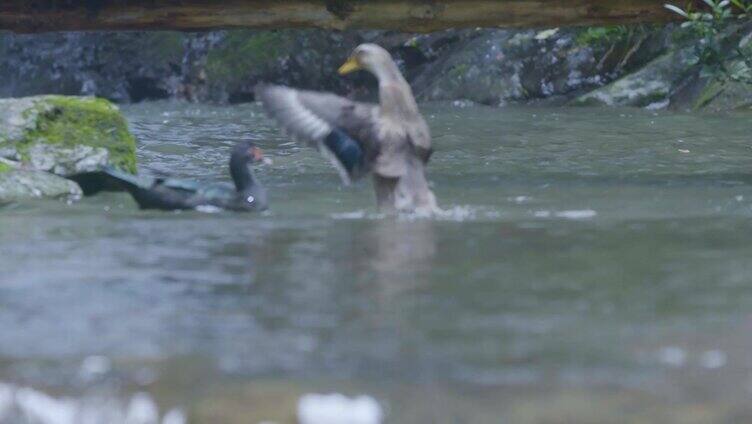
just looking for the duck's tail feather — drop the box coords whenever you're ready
[100,166,136,184]
[68,166,149,196]
[101,167,179,210]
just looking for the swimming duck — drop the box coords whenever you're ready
[255,43,437,214]
[96,141,268,212]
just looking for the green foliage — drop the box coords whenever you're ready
[665,0,752,83]
[576,26,632,47]
[0,162,11,173]
[22,97,137,172]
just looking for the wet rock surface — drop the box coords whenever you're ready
[25,144,110,177]
[0,95,137,203]
[411,26,672,105]
[0,168,82,204]
[0,25,750,111]
[0,95,136,173]
[572,46,697,108]
[0,32,188,103]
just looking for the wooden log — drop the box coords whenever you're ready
[0,0,679,33]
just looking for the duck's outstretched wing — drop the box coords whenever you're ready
[93,167,203,210]
[255,84,378,184]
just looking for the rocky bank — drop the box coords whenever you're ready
[1,24,750,111]
[0,23,749,204]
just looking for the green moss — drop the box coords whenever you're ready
[694,78,752,111]
[0,162,11,173]
[205,31,293,89]
[449,63,469,79]
[21,96,137,172]
[576,26,631,47]
[142,32,185,63]
[694,79,726,109]
[93,32,185,70]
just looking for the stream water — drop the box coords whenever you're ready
[2,102,752,422]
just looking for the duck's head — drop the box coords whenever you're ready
[231,140,266,165]
[230,141,267,192]
[338,43,395,78]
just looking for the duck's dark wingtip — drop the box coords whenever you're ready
[322,128,367,182]
[415,146,434,163]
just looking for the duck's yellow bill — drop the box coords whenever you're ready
[338,57,361,75]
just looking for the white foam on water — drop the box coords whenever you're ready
[330,210,369,220]
[79,355,112,381]
[0,385,13,419]
[699,350,727,369]
[297,393,383,424]
[658,346,687,368]
[433,205,478,221]
[534,209,597,220]
[125,392,159,424]
[194,205,223,213]
[330,205,504,223]
[0,382,184,424]
[555,209,597,219]
[510,195,532,204]
[161,409,187,424]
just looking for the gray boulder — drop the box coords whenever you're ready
[572,46,698,108]
[0,168,82,204]
[693,31,752,111]
[25,144,110,177]
[0,95,137,203]
[410,26,671,105]
[0,32,190,103]
[0,95,137,174]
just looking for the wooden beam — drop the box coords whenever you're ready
[0,1,679,33]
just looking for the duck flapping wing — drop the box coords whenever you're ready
[255,84,379,184]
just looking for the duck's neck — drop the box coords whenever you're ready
[374,60,419,119]
[230,157,259,193]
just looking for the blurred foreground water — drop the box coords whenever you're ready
[2,102,752,422]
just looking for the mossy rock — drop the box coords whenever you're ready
[203,29,362,102]
[205,31,294,94]
[694,55,752,111]
[695,78,752,111]
[0,95,137,174]
[572,47,697,108]
[0,158,20,175]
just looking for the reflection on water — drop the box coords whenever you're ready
[359,218,437,297]
[2,102,752,421]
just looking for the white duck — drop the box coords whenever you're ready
[255,43,437,214]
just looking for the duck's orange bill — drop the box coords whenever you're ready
[338,57,361,75]
[250,146,264,162]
